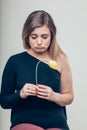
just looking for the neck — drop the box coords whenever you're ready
[27,49,51,61]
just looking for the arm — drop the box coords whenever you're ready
[0,56,22,109]
[50,55,74,106]
[36,55,74,106]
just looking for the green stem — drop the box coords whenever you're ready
[35,60,41,84]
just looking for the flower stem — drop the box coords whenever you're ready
[35,60,41,84]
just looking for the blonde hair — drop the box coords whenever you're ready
[22,10,65,61]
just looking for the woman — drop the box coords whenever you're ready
[0,10,74,130]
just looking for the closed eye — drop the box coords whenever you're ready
[30,34,37,39]
[30,34,49,39]
[41,34,49,39]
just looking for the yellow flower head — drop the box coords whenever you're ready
[48,60,58,69]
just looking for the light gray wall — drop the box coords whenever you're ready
[0,0,87,130]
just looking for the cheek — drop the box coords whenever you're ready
[29,37,32,44]
[45,39,51,47]
[29,38,35,47]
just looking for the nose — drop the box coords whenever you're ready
[36,38,42,45]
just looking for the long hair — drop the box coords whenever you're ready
[22,10,65,61]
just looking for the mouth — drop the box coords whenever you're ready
[34,46,46,53]
[35,46,45,49]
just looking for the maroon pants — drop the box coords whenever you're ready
[11,123,62,130]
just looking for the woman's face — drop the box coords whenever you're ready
[29,25,51,54]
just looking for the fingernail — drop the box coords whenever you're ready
[36,88,38,95]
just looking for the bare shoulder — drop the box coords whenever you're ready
[57,53,70,73]
[59,53,68,64]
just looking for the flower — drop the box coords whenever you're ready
[48,60,58,69]
[35,60,58,84]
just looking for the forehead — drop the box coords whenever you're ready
[31,25,50,34]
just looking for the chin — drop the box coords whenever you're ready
[36,51,45,54]
[35,49,46,54]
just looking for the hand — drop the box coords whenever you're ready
[20,83,37,98]
[36,84,56,101]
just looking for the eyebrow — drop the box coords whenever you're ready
[30,34,49,36]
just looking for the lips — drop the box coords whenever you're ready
[35,47,45,49]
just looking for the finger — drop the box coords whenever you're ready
[37,87,49,94]
[37,93,49,100]
[37,84,47,89]
[36,86,39,95]
[26,84,36,91]
[24,87,36,96]
[24,83,39,96]
[27,89,36,95]
[37,91,49,97]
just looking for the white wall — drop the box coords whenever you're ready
[0,0,87,130]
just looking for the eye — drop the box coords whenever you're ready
[30,34,37,39]
[31,36,37,39]
[42,36,48,39]
[42,34,49,39]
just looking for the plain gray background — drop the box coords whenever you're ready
[0,0,87,130]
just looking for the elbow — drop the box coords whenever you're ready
[0,100,9,109]
[67,94,74,105]
[61,93,74,107]
[1,102,11,109]
[66,90,74,105]
[0,97,11,109]
[1,104,7,109]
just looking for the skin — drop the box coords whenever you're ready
[20,25,74,106]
